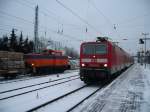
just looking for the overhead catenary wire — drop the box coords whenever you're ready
[55,0,103,35]
[0,25,83,42]
[89,0,114,28]
[16,0,101,41]
[0,24,36,32]
[20,0,82,29]
[14,0,89,33]
[117,13,150,26]
[0,10,34,24]
[88,0,122,39]
[16,0,34,10]
[0,0,95,42]
[23,0,60,18]
[0,28,11,32]
[14,0,86,41]
[15,0,62,25]
[0,10,83,42]
[21,0,63,23]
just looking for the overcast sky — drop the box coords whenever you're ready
[0,0,150,55]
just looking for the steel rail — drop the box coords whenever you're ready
[0,77,79,100]
[66,87,102,112]
[27,85,88,112]
[0,75,79,94]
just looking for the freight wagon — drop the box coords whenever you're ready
[0,51,25,78]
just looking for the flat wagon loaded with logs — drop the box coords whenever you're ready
[0,51,25,78]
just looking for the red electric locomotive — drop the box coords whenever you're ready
[24,49,69,74]
[80,37,133,83]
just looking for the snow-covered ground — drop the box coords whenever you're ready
[73,64,150,112]
[0,70,79,93]
[0,75,79,100]
[0,78,85,112]
[37,86,99,112]
[1,64,150,112]
[0,69,78,84]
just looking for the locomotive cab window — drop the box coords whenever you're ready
[82,44,95,55]
[95,44,107,54]
[82,44,107,55]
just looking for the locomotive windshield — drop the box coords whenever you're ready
[82,44,107,55]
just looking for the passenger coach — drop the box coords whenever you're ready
[80,37,133,83]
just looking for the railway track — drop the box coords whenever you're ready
[0,75,80,100]
[27,84,104,112]
[0,74,79,94]
[0,70,79,84]
[0,65,136,112]
[66,87,101,112]
[0,74,43,84]
[73,65,136,112]
[27,85,88,112]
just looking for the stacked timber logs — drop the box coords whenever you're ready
[0,51,25,78]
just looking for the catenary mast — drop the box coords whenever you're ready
[34,5,39,52]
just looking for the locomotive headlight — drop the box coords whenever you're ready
[81,63,85,67]
[104,64,107,67]
[31,63,34,66]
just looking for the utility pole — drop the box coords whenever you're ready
[34,5,39,53]
[142,33,150,68]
